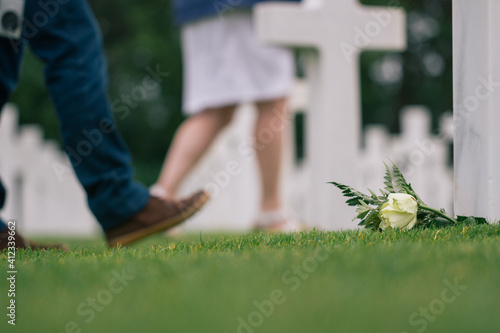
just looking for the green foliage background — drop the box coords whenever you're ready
[8,0,452,185]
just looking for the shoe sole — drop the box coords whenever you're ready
[108,192,210,247]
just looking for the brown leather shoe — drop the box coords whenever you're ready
[0,228,68,252]
[105,190,209,247]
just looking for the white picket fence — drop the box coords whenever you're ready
[0,104,99,236]
[176,81,454,232]
[0,87,453,236]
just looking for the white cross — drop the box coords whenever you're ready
[255,0,406,229]
[453,0,500,221]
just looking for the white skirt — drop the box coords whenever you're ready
[181,11,295,115]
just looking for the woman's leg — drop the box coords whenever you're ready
[254,97,303,231]
[155,106,236,198]
[254,97,289,213]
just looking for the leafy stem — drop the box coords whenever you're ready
[419,205,457,224]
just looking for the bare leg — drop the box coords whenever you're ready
[155,106,236,198]
[254,97,289,213]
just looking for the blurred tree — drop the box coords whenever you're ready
[11,0,185,184]
[360,0,453,132]
[9,0,452,183]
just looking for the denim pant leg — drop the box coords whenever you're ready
[20,0,149,230]
[0,30,26,232]
[0,180,7,231]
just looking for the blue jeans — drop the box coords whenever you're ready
[0,0,150,231]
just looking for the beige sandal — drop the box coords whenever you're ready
[149,184,169,199]
[253,210,303,232]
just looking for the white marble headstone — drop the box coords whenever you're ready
[255,0,407,229]
[453,0,500,221]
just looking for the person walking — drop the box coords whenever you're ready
[150,0,302,232]
[0,0,209,251]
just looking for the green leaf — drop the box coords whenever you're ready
[383,162,396,194]
[355,201,372,214]
[456,215,489,225]
[356,210,370,220]
[368,188,387,205]
[358,219,368,226]
[329,182,378,206]
[362,210,381,230]
[346,198,362,207]
[391,162,425,205]
[428,217,454,228]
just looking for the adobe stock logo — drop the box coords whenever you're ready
[401,278,467,333]
[228,246,334,333]
[49,268,135,333]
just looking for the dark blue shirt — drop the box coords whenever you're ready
[172,0,301,25]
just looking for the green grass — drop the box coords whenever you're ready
[2,224,500,333]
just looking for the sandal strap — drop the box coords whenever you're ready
[255,210,287,227]
[149,184,169,199]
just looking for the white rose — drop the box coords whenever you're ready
[379,193,418,230]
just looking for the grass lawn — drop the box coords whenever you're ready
[1,223,500,333]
